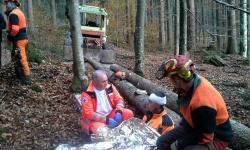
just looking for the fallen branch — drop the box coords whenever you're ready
[212,0,250,14]
[110,64,179,113]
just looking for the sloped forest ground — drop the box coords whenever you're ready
[0,46,249,149]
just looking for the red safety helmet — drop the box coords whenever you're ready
[156,55,194,81]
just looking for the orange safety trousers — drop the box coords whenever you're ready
[82,108,133,134]
[12,39,30,77]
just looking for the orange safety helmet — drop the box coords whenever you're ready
[156,55,194,81]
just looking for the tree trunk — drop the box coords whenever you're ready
[125,0,132,47]
[248,0,250,65]
[27,0,34,31]
[66,0,88,92]
[239,0,247,57]
[175,0,180,55]
[159,0,165,50]
[186,0,196,52]
[80,0,86,26]
[179,0,187,55]
[134,0,146,76]
[167,0,173,50]
[110,64,179,113]
[100,0,108,8]
[226,0,238,54]
[216,2,222,51]
[51,0,57,27]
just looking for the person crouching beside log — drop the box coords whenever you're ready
[156,55,233,150]
[80,70,134,134]
[142,91,175,135]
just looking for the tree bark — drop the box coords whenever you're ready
[226,0,238,54]
[51,0,57,27]
[167,0,173,50]
[179,0,187,55]
[110,64,179,113]
[134,0,146,76]
[125,0,132,47]
[239,0,247,57]
[248,0,250,65]
[66,0,88,93]
[216,1,222,51]
[80,0,86,25]
[159,0,165,50]
[186,0,196,52]
[175,0,180,55]
[27,0,34,31]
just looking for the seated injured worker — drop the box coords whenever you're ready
[80,70,134,134]
[143,91,175,134]
[156,55,233,150]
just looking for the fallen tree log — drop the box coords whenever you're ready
[109,64,250,150]
[110,64,179,113]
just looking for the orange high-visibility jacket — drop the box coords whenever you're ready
[180,76,232,145]
[7,8,27,41]
[81,81,125,123]
[143,110,174,134]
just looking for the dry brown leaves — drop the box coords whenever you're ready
[0,60,89,149]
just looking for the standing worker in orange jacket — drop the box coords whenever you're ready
[142,91,174,135]
[80,70,134,134]
[156,55,233,150]
[4,0,31,84]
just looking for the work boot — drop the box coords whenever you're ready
[20,76,32,85]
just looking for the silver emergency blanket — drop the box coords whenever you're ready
[56,118,160,150]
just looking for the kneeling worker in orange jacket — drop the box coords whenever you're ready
[80,70,134,134]
[143,91,174,135]
[4,0,31,84]
[156,55,233,150]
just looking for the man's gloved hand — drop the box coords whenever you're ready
[107,118,119,128]
[113,112,122,123]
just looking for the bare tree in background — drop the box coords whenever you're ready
[66,0,88,92]
[134,0,146,76]
[248,0,250,64]
[159,0,165,50]
[28,0,33,31]
[239,0,247,57]
[186,0,196,52]
[179,0,187,55]
[51,0,57,27]
[175,0,180,55]
[226,0,237,54]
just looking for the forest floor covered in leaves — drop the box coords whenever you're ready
[0,54,89,149]
[0,46,249,149]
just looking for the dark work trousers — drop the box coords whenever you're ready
[156,124,228,150]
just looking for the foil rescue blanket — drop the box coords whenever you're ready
[56,118,160,150]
